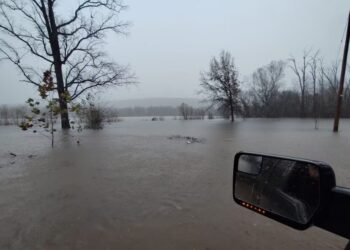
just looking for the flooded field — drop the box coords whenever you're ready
[0,118,349,249]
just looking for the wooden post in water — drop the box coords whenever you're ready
[333,11,350,132]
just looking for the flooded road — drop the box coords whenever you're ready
[0,118,349,249]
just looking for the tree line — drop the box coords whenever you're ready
[0,105,27,125]
[0,103,218,124]
[116,106,178,117]
[200,50,350,120]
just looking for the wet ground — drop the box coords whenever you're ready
[0,118,349,249]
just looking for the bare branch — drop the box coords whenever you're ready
[61,14,128,63]
[0,40,41,86]
[56,0,127,29]
[0,4,53,63]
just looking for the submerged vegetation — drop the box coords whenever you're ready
[18,71,82,147]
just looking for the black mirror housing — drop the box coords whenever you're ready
[233,151,336,230]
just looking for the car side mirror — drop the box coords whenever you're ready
[233,152,336,230]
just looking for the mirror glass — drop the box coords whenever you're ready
[235,154,321,225]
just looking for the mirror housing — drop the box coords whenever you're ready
[233,152,336,230]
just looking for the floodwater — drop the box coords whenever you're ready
[0,118,349,250]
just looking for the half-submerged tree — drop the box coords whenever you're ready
[200,50,240,122]
[252,60,285,117]
[178,103,192,120]
[177,103,206,120]
[308,51,320,129]
[289,50,312,118]
[0,0,134,129]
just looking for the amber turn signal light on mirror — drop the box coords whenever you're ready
[241,202,266,214]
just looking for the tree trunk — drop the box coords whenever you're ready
[59,98,70,129]
[47,0,70,129]
[230,103,234,122]
[53,54,70,129]
[313,82,318,129]
[300,92,305,118]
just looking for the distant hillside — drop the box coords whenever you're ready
[108,98,205,108]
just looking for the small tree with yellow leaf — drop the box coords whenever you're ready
[19,71,82,147]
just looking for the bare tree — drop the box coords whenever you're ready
[239,90,254,118]
[0,0,134,129]
[308,51,320,128]
[192,107,206,120]
[321,62,340,94]
[252,60,285,117]
[289,50,312,117]
[200,50,240,122]
[178,103,193,120]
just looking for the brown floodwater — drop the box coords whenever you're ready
[0,118,349,249]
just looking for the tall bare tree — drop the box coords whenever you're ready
[200,50,240,122]
[308,51,320,128]
[321,62,340,94]
[319,62,340,117]
[252,60,285,117]
[289,50,311,118]
[0,0,134,129]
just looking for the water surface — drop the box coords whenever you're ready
[0,118,349,249]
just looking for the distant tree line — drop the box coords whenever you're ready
[178,103,207,120]
[116,106,178,117]
[0,105,27,125]
[0,104,218,125]
[114,105,215,118]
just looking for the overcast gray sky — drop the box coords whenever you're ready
[0,0,349,104]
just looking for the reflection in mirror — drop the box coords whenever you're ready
[238,155,262,175]
[235,154,320,225]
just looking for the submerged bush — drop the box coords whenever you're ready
[85,107,104,129]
